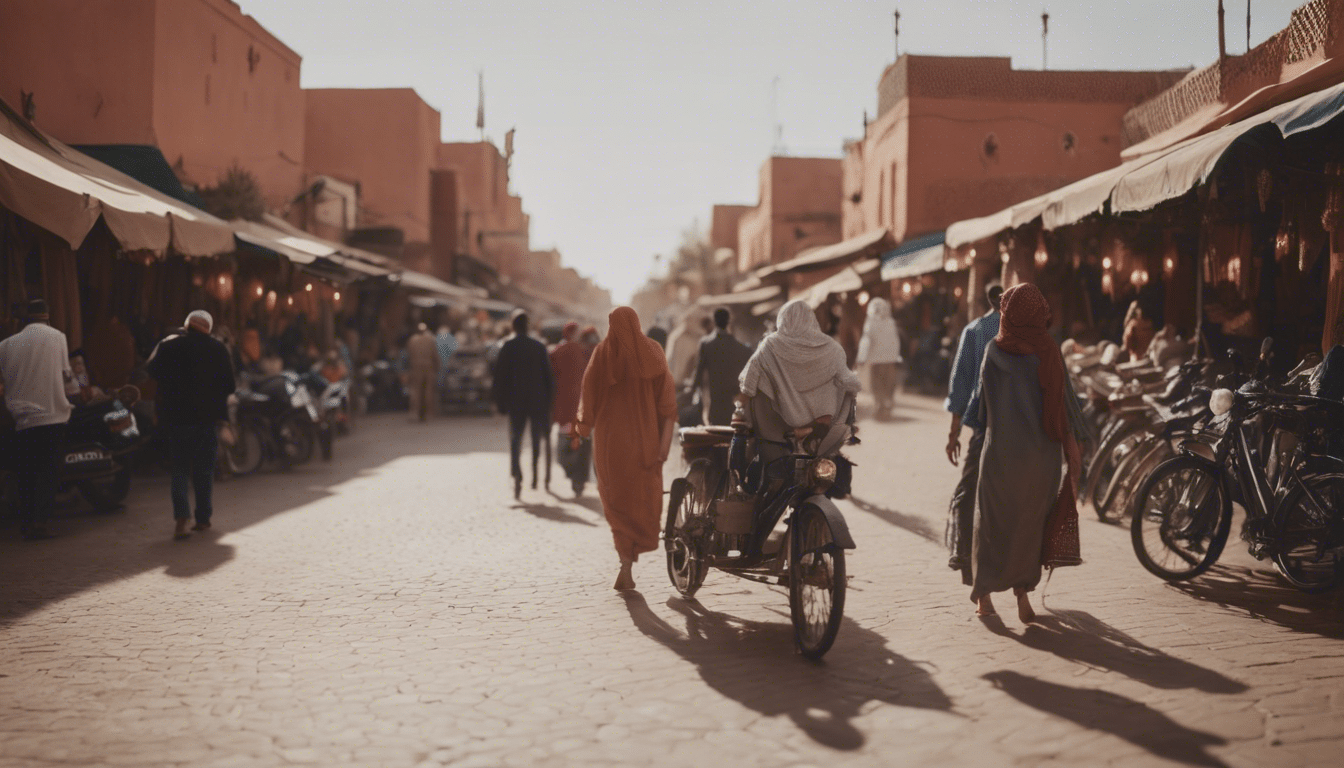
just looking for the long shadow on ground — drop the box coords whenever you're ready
[1168,563,1344,640]
[982,609,1247,693]
[0,414,508,629]
[847,495,942,544]
[623,591,954,751]
[984,670,1229,768]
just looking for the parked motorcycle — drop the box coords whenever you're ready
[440,349,492,415]
[234,372,321,469]
[666,394,858,659]
[0,386,144,514]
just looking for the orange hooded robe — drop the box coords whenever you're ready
[575,307,677,561]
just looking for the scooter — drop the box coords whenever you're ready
[0,386,144,515]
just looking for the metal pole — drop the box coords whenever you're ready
[1246,0,1251,51]
[1042,12,1049,70]
[1218,0,1227,62]
[894,9,900,60]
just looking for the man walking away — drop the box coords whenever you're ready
[435,324,458,392]
[0,299,78,540]
[148,310,235,540]
[945,282,1003,584]
[405,323,440,422]
[492,312,555,499]
[692,307,753,425]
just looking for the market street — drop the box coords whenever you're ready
[1,396,1343,768]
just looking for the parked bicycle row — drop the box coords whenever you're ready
[1066,332,1344,594]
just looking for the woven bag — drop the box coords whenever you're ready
[1041,484,1082,569]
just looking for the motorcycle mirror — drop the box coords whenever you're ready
[1260,337,1274,361]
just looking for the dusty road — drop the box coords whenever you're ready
[1,396,1341,767]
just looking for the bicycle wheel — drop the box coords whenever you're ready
[1131,456,1231,581]
[789,505,846,660]
[1273,470,1344,593]
[665,464,709,598]
[1095,430,1158,522]
[1091,422,1148,521]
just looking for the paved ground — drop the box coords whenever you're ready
[1,396,1342,768]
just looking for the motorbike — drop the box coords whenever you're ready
[299,371,348,460]
[1131,339,1344,593]
[666,394,858,659]
[440,349,493,415]
[234,372,321,469]
[0,385,144,514]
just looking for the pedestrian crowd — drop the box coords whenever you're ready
[6,284,1087,625]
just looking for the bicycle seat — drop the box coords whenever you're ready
[679,425,736,448]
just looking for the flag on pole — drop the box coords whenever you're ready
[475,71,485,132]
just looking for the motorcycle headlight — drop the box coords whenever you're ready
[290,390,307,409]
[1209,388,1234,417]
[810,458,837,489]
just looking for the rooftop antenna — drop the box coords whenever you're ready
[1041,11,1049,70]
[1217,1,1227,62]
[770,76,785,155]
[893,8,901,60]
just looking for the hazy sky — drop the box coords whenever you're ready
[241,0,1303,302]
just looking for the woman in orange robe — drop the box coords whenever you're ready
[574,307,678,590]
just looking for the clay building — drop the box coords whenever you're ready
[304,88,441,256]
[0,0,306,210]
[437,141,531,282]
[844,55,1187,243]
[737,156,843,274]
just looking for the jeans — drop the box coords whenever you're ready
[15,423,66,531]
[509,410,550,481]
[166,423,218,523]
[946,428,985,585]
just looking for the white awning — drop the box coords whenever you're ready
[696,284,782,307]
[945,80,1344,243]
[0,102,235,255]
[768,228,893,274]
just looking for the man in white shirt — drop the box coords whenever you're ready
[0,299,78,540]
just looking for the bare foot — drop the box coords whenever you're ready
[1015,590,1036,623]
[975,595,996,616]
[613,561,635,591]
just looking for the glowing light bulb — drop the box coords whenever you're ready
[305,283,313,292]
[255,285,264,297]
[902,283,912,295]
[1102,257,1113,270]
[333,291,341,301]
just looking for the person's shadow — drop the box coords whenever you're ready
[1169,563,1344,639]
[622,591,954,750]
[984,670,1229,768]
[847,495,941,544]
[145,535,236,578]
[980,608,1246,693]
[509,502,597,527]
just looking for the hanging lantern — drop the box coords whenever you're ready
[1163,256,1176,276]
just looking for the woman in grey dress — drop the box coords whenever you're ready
[969,283,1085,622]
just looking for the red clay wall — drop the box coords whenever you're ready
[0,0,158,145]
[305,88,440,244]
[151,0,305,209]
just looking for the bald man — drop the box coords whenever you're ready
[148,310,235,539]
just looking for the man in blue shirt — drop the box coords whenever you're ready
[945,281,1002,585]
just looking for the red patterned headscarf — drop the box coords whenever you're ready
[995,284,1080,515]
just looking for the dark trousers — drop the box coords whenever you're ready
[15,423,66,531]
[946,428,985,585]
[166,423,218,523]
[509,410,550,481]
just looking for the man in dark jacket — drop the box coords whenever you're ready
[491,312,554,499]
[148,310,235,539]
[691,307,752,425]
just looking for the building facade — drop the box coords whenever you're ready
[844,55,1187,243]
[304,88,441,248]
[737,156,843,273]
[0,0,306,210]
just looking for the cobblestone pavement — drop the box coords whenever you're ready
[2,396,1342,768]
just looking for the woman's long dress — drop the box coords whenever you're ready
[578,363,677,562]
[971,341,1062,601]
